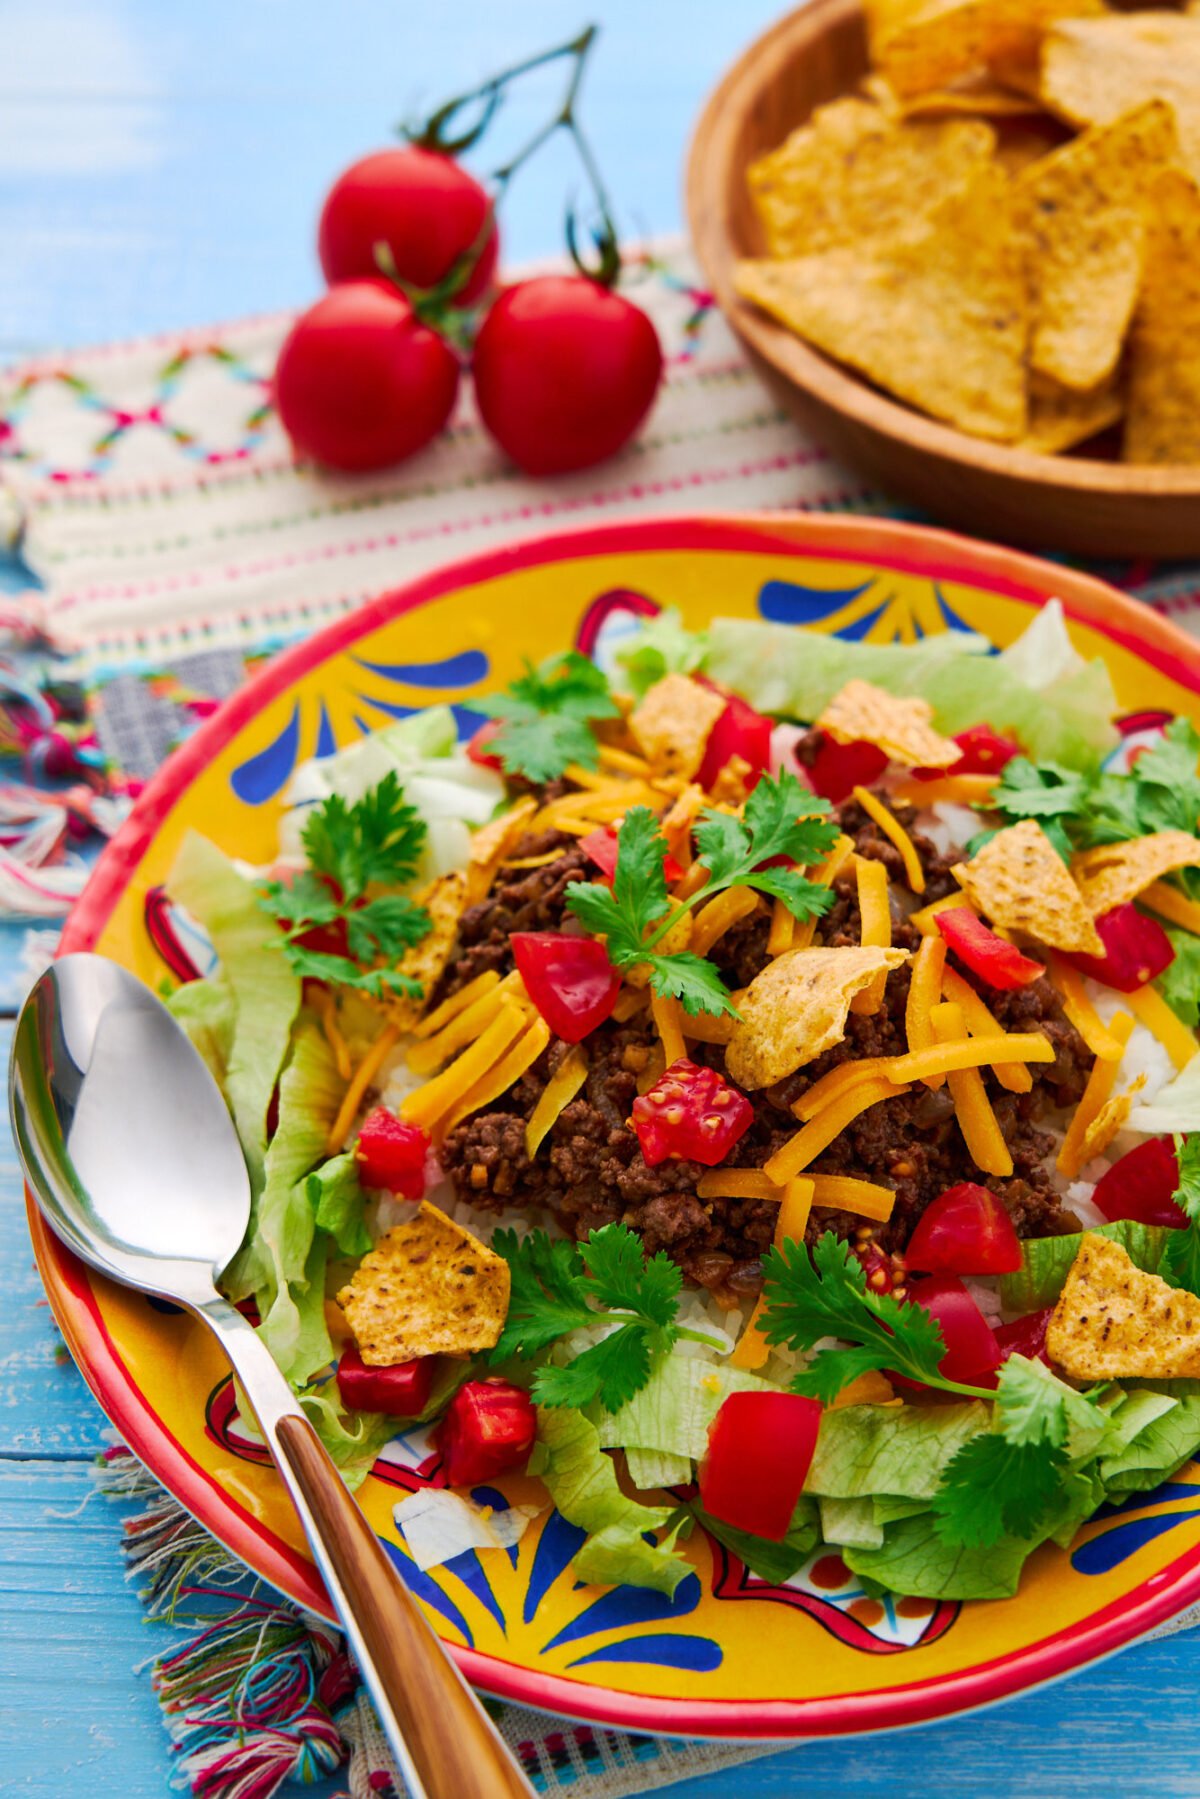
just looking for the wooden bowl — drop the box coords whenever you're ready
[685,0,1200,558]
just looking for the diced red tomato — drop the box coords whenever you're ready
[697,691,774,793]
[900,1274,1002,1389]
[994,1308,1054,1368]
[935,908,1044,989]
[435,1378,537,1487]
[336,1346,435,1416]
[913,723,1021,781]
[806,734,889,804]
[467,719,505,771]
[355,1107,429,1199]
[853,1238,907,1296]
[1064,903,1175,992]
[699,1390,823,1540]
[580,826,683,886]
[904,1182,1023,1276]
[1092,1137,1187,1228]
[511,931,620,1043]
[631,1057,754,1166]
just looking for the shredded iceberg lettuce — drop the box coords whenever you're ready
[307,1151,371,1259]
[592,1355,770,1463]
[805,1402,988,1501]
[1000,1218,1169,1312]
[166,977,236,1089]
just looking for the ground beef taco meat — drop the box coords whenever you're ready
[436,791,1094,1301]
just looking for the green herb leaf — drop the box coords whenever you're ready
[1161,1133,1200,1296]
[301,771,426,897]
[990,756,1092,824]
[477,651,619,781]
[1157,927,1200,1030]
[930,1435,1069,1548]
[1131,718,1200,840]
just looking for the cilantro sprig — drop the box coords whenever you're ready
[762,1231,1117,1548]
[260,771,431,999]
[476,651,619,783]
[1160,1133,1200,1296]
[490,1222,721,1411]
[565,770,839,1017]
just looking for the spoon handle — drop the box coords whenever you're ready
[203,1303,534,1799]
[272,1413,535,1799]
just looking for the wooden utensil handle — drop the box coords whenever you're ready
[274,1412,533,1799]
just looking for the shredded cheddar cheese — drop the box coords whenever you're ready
[651,991,687,1067]
[793,1057,895,1122]
[1127,985,1198,1071]
[501,852,565,870]
[930,1001,1012,1177]
[596,744,652,778]
[1047,954,1127,1062]
[792,832,856,950]
[325,1024,400,1156]
[1057,1011,1135,1178]
[850,856,891,1018]
[671,861,712,904]
[775,1177,815,1246]
[525,1045,589,1158]
[440,1014,552,1140]
[410,969,502,1041]
[696,1168,781,1200]
[768,895,795,958]
[892,773,1000,808]
[908,891,973,935]
[313,988,352,1081]
[766,1076,909,1183]
[809,1173,897,1222]
[690,885,761,956]
[611,986,650,1022]
[904,933,947,1089]
[890,1032,1054,1083]
[851,786,926,895]
[1141,879,1200,937]
[400,1001,529,1133]
[940,966,1032,1094]
[729,1296,771,1371]
[407,972,526,1076]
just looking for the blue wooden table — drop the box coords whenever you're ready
[3,4,1200,1794]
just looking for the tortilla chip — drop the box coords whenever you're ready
[1018,370,1124,455]
[747,99,995,258]
[1079,1074,1145,1166]
[388,871,469,1032]
[879,69,1051,116]
[465,796,538,904]
[1020,101,1177,392]
[725,945,909,1088]
[337,1202,510,1366]
[867,0,1101,101]
[1072,829,1200,915]
[1047,1232,1200,1380]
[1040,13,1200,180]
[736,162,1030,442]
[629,673,725,782]
[991,113,1074,176]
[1126,167,1200,466]
[818,679,963,768]
[953,818,1103,952]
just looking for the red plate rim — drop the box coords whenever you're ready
[38,509,1200,1738]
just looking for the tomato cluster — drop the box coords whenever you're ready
[274,146,663,478]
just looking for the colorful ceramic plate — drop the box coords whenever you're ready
[34,514,1200,1738]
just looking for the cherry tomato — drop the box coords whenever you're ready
[355,1107,429,1198]
[631,1057,754,1167]
[580,826,683,886]
[935,908,1044,989]
[697,691,774,793]
[337,1345,434,1416]
[994,1308,1054,1368]
[318,147,498,304]
[1065,903,1175,992]
[806,734,890,804]
[913,723,1021,781]
[699,1391,823,1541]
[512,931,620,1043]
[472,276,663,475]
[274,280,459,473]
[435,1379,537,1487]
[905,1182,1023,1276]
[1092,1137,1187,1228]
[901,1274,1002,1388]
[466,719,505,771]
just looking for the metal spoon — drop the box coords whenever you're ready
[10,952,533,1799]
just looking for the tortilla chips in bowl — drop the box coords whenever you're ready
[686,0,1200,555]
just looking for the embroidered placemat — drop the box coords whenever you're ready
[6,238,1200,1798]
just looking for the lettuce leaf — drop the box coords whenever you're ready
[615,609,709,698]
[1097,1393,1200,1496]
[1156,927,1200,1031]
[308,1152,371,1259]
[805,1402,988,1501]
[1130,1054,1200,1135]
[843,1509,1055,1600]
[592,1355,770,1460]
[625,1447,692,1490]
[299,1388,398,1493]
[166,977,236,1090]
[528,1405,691,1596]
[1000,1219,1168,1312]
[690,1497,821,1584]
[819,1495,884,1549]
[167,832,300,1193]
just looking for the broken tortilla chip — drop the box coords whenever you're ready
[953,818,1103,953]
[337,1202,510,1366]
[387,871,469,1033]
[1040,12,1200,181]
[866,0,1101,102]
[1078,1075,1146,1166]
[734,163,1030,442]
[725,945,910,1089]
[1020,100,1177,392]
[990,112,1073,176]
[873,69,1051,116]
[466,796,538,904]
[629,673,726,782]
[1047,1232,1200,1380]
[1072,829,1200,916]
[747,98,995,257]
[1126,167,1200,466]
[1019,370,1123,455]
[818,678,962,768]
